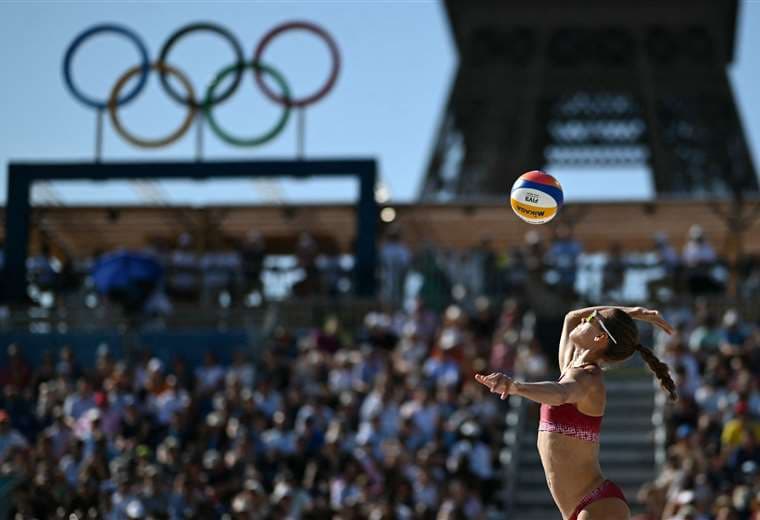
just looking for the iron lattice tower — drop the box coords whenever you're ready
[421,0,757,200]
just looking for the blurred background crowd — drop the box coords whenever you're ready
[2,246,760,517]
[2,2,759,515]
[634,303,760,520]
[7,221,760,321]
[1,297,545,519]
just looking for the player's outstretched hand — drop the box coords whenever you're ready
[629,307,674,335]
[475,372,513,400]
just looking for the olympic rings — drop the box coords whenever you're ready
[253,21,341,108]
[63,21,340,149]
[108,62,197,148]
[158,22,244,108]
[63,24,150,110]
[204,62,291,147]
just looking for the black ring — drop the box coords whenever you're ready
[157,22,244,108]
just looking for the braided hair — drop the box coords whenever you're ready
[598,309,678,401]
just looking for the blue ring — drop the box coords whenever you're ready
[63,24,150,110]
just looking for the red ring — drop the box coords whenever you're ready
[253,21,340,108]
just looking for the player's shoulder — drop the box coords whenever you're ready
[566,362,602,376]
[565,363,604,389]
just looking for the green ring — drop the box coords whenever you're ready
[203,61,291,147]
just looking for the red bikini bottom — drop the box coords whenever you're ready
[569,479,628,520]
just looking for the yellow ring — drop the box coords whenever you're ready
[108,62,197,148]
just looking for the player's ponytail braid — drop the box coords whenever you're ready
[600,309,678,402]
[635,344,678,401]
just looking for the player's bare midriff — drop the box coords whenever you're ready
[537,428,606,518]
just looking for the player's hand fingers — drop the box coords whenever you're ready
[475,373,497,389]
[487,374,504,391]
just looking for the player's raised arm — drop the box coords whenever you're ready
[558,310,582,373]
[558,306,673,373]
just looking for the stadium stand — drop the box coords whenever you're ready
[1,225,759,518]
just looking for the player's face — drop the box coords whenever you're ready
[570,310,610,349]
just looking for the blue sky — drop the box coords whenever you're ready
[0,0,758,205]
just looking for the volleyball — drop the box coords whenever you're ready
[510,170,564,224]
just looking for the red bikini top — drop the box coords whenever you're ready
[538,364,603,442]
[539,402,603,434]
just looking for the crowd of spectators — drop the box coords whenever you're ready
[633,304,760,520]
[379,223,744,312]
[0,297,551,519]
[9,221,757,318]
[5,292,759,519]
[3,222,760,519]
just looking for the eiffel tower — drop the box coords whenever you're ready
[420,0,757,200]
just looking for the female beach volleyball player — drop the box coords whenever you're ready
[476,306,677,520]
